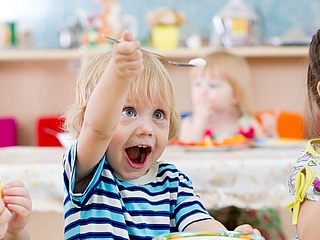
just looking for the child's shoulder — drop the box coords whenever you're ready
[158,161,178,172]
[306,138,320,155]
[157,161,190,179]
[292,139,320,170]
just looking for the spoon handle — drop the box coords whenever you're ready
[101,35,196,67]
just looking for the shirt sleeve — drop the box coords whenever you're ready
[175,171,213,231]
[62,142,105,206]
[288,140,320,202]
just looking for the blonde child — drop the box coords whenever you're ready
[0,180,32,240]
[179,51,286,240]
[62,31,260,239]
[179,50,265,143]
[287,28,320,239]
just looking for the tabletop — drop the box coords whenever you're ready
[0,147,65,212]
[159,144,304,209]
[0,144,305,212]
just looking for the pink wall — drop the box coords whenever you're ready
[0,56,308,145]
[0,60,77,145]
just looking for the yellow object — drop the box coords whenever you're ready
[231,18,249,35]
[0,181,3,198]
[285,166,316,225]
[151,25,180,49]
[220,134,247,145]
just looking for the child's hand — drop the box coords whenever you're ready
[111,31,143,79]
[234,224,261,235]
[2,180,32,235]
[0,199,11,239]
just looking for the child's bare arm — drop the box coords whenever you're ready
[297,199,320,240]
[185,219,260,236]
[184,218,226,232]
[76,31,143,178]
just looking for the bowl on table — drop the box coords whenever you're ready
[153,231,265,240]
[56,132,75,149]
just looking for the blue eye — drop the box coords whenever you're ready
[122,107,135,117]
[153,110,164,120]
[194,81,202,87]
[208,82,219,88]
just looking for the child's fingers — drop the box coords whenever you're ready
[4,179,25,189]
[119,41,141,55]
[122,30,133,42]
[119,31,140,50]
[2,180,32,215]
[110,30,143,78]
[6,200,31,219]
[253,228,261,236]
[0,199,11,226]
[3,183,30,200]
[234,224,261,235]
[4,193,32,211]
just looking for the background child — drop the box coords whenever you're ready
[0,180,32,240]
[179,50,286,240]
[287,28,320,240]
[179,50,265,144]
[62,31,260,239]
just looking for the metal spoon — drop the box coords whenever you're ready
[102,34,199,67]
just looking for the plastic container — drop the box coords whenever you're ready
[211,0,260,47]
[152,25,180,49]
[0,117,17,147]
[153,231,265,240]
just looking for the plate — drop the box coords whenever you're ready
[153,231,265,240]
[170,136,251,152]
[184,145,250,152]
[56,132,75,149]
[253,138,308,148]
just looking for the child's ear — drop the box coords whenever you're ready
[317,81,320,96]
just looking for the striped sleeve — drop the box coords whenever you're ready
[158,163,213,231]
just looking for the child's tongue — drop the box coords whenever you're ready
[126,147,141,163]
[125,146,150,165]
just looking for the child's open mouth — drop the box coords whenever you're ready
[125,145,151,168]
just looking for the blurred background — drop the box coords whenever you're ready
[1,0,320,49]
[0,3,315,239]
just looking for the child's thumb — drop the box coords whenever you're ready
[122,30,133,42]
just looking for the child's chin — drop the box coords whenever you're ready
[117,169,148,181]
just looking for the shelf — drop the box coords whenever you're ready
[0,45,309,62]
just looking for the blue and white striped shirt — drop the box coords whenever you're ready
[63,144,212,239]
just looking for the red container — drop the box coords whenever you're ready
[36,116,65,146]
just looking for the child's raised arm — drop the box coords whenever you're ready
[76,31,143,180]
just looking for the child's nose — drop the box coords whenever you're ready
[136,118,153,136]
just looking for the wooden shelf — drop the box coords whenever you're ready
[0,46,309,62]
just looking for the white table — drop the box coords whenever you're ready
[0,147,65,213]
[0,144,304,213]
[159,145,303,209]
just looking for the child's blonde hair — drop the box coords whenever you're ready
[191,50,253,115]
[63,51,181,141]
